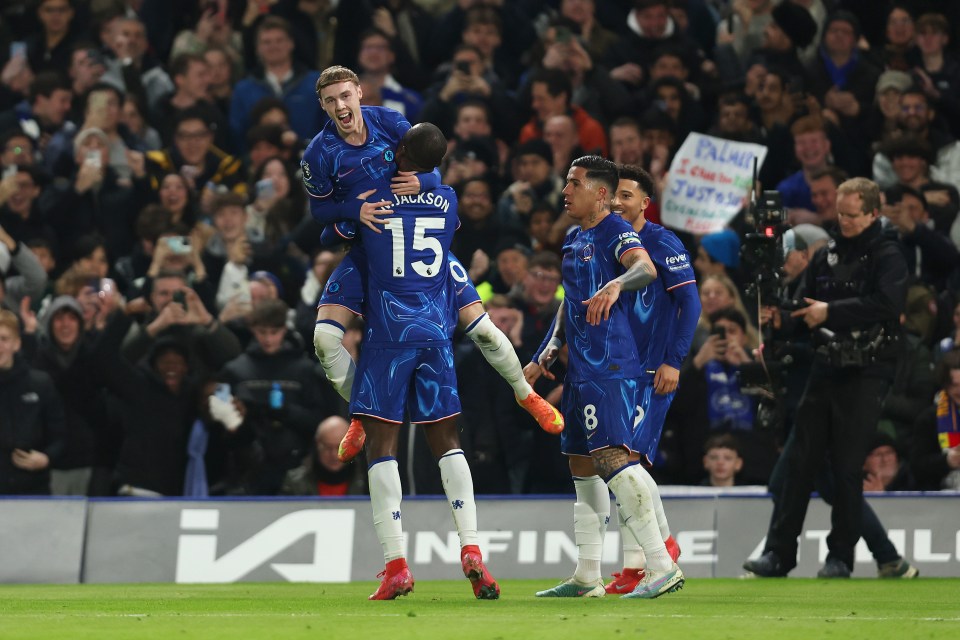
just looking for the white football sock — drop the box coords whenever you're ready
[314,321,355,401]
[619,509,646,570]
[368,458,404,562]
[439,449,479,548]
[607,465,672,572]
[636,463,671,540]
[572,475,609,583]
[465,314,533,399]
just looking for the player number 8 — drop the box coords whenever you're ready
[584,404,598,430]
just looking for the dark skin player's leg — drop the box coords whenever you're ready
[362,416,461,460]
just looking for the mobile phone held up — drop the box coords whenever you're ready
[255,178,275,200]
[166,236,192,255]
[710,324,727,340]
[85,149,102,168]
[172,290,187,308]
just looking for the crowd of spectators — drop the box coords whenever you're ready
[1,0,959,497]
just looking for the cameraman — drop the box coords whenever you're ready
[744,178,909,579]
[754,224,918,578]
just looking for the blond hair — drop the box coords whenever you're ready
[697,273,760,349]
[0,309,20,338]
[837,177,881,215]
[316,66,360,97]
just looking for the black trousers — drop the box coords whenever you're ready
[765,408,899,568]
[766,370,889,570]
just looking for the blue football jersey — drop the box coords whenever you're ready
[358,185,460,348]
[301,106,409,224]
[629,222,697,371]
[561,213,645,382]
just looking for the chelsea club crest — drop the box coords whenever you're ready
[384,149,395,163]
[579,244,595,262]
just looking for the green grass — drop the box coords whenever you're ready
[1,579,959,639]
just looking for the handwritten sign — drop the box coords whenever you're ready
[661,133,768,234]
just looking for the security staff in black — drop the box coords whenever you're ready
[744,178,908,578]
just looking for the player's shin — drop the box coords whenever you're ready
[438,449,479,547]
[606,465,672,572]
[464,313,533,399]
[368,457,405,562]
[572,475,609,583]
[314,321,356,401]
[635,463,671,540]
[619,509,646,569]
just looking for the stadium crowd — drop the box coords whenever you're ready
[1,0,960,498]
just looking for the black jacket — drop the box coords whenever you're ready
[0,356,65,495]
[32,336,107,470]
[803,220,908,371]
[219,334,338,491]
[95,311,197,496]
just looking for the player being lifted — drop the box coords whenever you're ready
[301,66,562,462]
[530,156,684,599]
[351,122,498,600]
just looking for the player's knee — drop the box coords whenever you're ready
[313,322,344,360]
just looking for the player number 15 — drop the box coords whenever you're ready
[385,217,445,278]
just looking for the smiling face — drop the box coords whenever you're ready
[51,308,81,351]
[320,80,364,141]
[793,131,830,170]
[154,349,188,394]
[159,173,189,214]
[612,178,650,228]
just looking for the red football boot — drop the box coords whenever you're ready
[604,568,644,595]
[338,418,366,463]
[369,558,414,601]
[516,391,564,435]
[460,545,500,600]
[665,535,682,563]
[605,537,681,594]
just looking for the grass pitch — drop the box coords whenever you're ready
[1,579,958,640]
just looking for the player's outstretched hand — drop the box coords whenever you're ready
[390,171,420,196]
[583,281,622,325]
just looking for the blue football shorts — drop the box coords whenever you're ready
[350,344,461,424]
[630,375,676,465]
[560,378,640,457]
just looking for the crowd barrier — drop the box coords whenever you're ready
[1,492,958,583]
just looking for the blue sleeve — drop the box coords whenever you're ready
[664,282,701,369]
[319,222,358,247]
[531,313,558,365]
[301,144,363,224]
[417,168,441,192]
